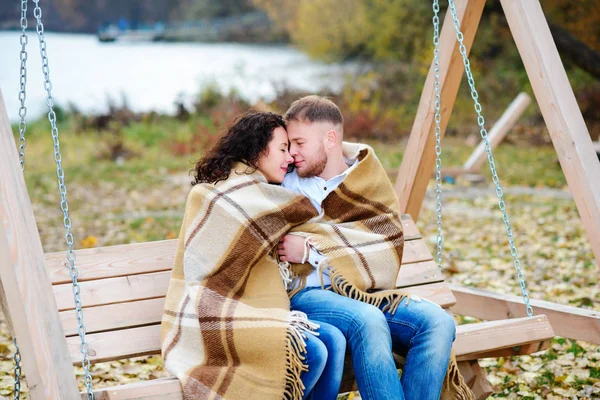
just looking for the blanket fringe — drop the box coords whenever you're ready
[321,264,411,315]
[284,311,319,400]
[278,260,293,290]
[441,351,475,400]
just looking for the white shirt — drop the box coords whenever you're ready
[282,158,359,287]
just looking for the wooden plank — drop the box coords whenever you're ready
[395,0,487,220]
[396,260,444,288]
[0,88,81,399]
[463,92,531,172]
[60,298,166,337]
[400,214,421,241]
[61,264,446,337]
[454,315,554,361]
[46,240,177,285]
[500,0,600,268]
[53,271,170,311]
[450,283,600,344]
[68,325,161,364]
[86,378,183,400]
[402,239,433,265]
[48,215,421,285]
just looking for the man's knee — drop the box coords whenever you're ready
[352,303,389,335]
[427,308,456,341]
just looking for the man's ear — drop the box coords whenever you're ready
[325,129,337,149]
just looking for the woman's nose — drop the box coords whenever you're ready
[285,152,294,163]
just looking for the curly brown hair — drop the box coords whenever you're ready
[192,111,286,185]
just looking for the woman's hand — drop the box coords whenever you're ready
[277,235,307,264]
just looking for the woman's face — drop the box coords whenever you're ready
[257,126,294,184]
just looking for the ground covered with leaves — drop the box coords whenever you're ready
[1,132,598,399]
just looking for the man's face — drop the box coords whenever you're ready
[287,120,328,178]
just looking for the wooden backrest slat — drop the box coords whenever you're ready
[53,271,170,311]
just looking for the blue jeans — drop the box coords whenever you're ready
[300,320,346,400]
[291,287,456,400]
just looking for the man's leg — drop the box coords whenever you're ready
[383,297,456,400]
[291,287,404,400]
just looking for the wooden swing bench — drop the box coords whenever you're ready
[46,214,554,400]
[6,0,600,398]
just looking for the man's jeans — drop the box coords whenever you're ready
[291,286,456,400]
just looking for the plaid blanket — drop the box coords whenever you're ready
[161,165,319,400]
[161,143,472,399]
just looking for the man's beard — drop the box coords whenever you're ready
[297,144,328,178]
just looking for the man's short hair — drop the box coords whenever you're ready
[284,95,343,126]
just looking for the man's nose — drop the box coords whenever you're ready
[289,144,298,157]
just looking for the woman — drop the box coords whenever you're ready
[161,111,345,400]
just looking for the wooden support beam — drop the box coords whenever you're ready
[457,360,494,400]
[463,92,531,172]
[500,0,600,268]
[395,0,487,221]
[0,88,81,399]
[450,284,600,344]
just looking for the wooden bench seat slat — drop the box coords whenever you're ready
[49,215,422,285]
[454,315,554,361]
[83,315,554,399]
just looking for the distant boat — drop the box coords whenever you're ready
[98,23,165,43]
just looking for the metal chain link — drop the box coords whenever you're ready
[432,0,444,271]
[12,2,29,397]
[437,0,533,316]
[31,1,96,397]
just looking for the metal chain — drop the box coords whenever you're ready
[432,0,444,271]
[31,1,96,397]
[17,0,28,171]
[13,2,29,398]
[440,0,533,316]
[13,339,21,400]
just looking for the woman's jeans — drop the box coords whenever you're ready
[291,287,456,400]
[300,321,346,400]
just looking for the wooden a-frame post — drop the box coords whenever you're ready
[0,89,80,398]
[395,0,600,268]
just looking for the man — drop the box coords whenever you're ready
[277,95,463,400]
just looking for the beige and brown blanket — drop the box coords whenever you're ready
[161,165,319,400]
[161,142,473,400]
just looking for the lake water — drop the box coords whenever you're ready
[0,32,356,122]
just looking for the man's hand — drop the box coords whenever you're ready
[277,235,307,264]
